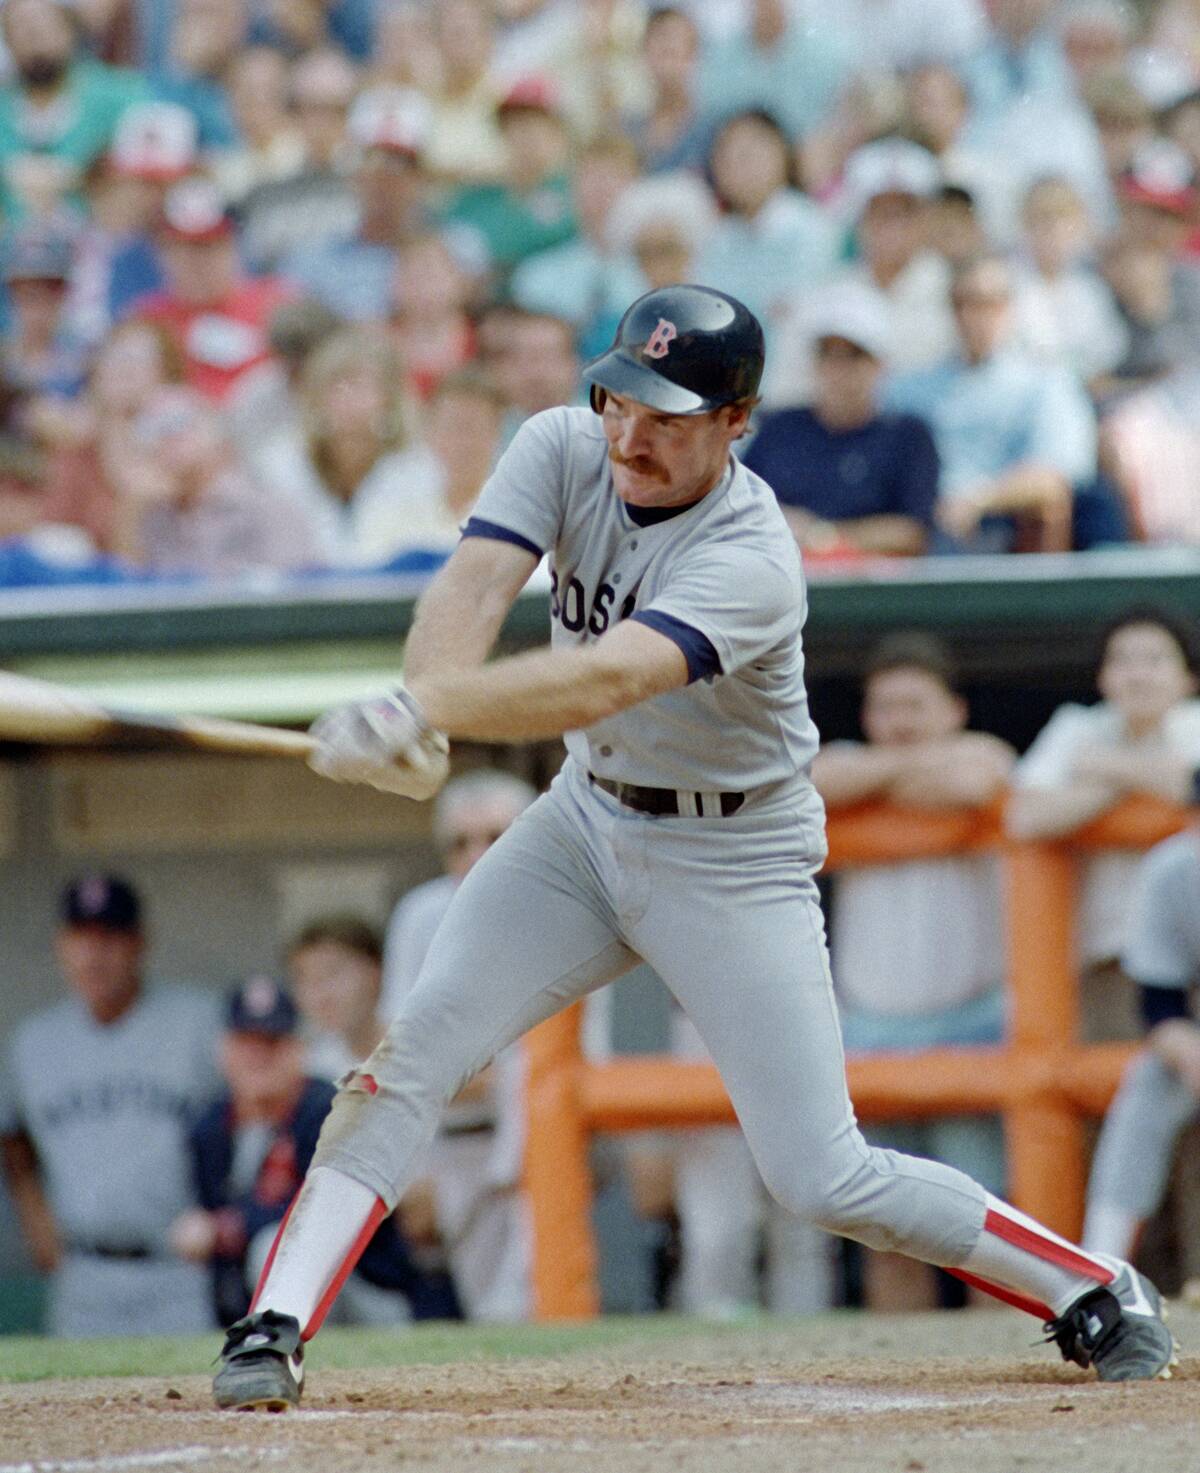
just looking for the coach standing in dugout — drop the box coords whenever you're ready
[0,876,221,1336]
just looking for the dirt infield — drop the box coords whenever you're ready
[3,1309,1199,1473]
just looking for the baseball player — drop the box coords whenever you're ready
[0,876,221,1336]
[1083,828,1200,1264]
[213,285,1176,1411]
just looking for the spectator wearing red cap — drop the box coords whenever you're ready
[282,87,438,322]
[440,78,575,279]
[133,178,293,405]
[68,102,197,348]
[0,0,149,219]
[1101,141,1200,388]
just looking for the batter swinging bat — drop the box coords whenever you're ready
[0,670,316,758]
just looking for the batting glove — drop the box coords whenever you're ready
[307,687,450,800]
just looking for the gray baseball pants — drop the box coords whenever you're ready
[1087,1050,1199,1222]
[313,759,988,1268]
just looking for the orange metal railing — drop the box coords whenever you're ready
[519,795,1194,1320]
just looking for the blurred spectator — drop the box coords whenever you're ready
[113,384,322,575]
[510,135,643,360]
[1,225,89,410]
[929,184,990,269]
[485,307,580,443]
[135,177,293,405]
[370,1,443,94]
[1012,175,1129,382]
[441,79,575,280]
[904,63,1020,245]
[67,101,196,348]
[1101,141,1200,387]
[697,0,848,145]
[1101,366,1200,543]
[1008,608,1200,1039]
[1162,87,1200,190]
[229,296,340,465]
[767,138,951,401]
[743,284,938,558]
[1145,0,1200,82]
[425,0,507,184]
[888,252,1097,552]
[961,0,1112,231]
[0,438,48,541]
[824,0,987,72]
[248,0,376,61]
[283,88,436,322]
[813,633,1013,1309]
[36,318,185,555]
[1058,0,1137,86]
[257,326,446,566]
[153,0,240,149]
[607,168,716,293]
[391,236,478,401]
[382,770,538,1323]
[0,875,220,1336]
[288,916,387,1080]
[1083,70,1156,194]
[623,6,711,174]
[0,0,148,220]
[210,46,305,206]
[237,47,360,270]
[173,975,457,1327]
[693,109,838,330]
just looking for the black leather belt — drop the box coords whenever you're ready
[589,772,745,817]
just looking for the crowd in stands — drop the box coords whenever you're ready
[3,0,1200,583]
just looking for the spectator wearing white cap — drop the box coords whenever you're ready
[281,87,438,322]
[697,0,849,146]
[693,108,838,330]
[510,135,644,361]
[765,138,953,403]
[607,169,717,294]
[888,251,1097,552]
[69,102,197,349]
[743,284,939,559]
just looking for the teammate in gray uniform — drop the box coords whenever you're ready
[213,285,1176,1410]
[1084,829,1200,1262]
[0,876,221,1336]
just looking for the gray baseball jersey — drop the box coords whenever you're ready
[466,406,820,794]
[0,983,221,1336]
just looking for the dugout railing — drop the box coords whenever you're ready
[518,794,1194,1320]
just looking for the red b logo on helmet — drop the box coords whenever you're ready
[643,317,677,360]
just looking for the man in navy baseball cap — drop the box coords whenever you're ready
[61,874,142,933]
[224,976,299,1039]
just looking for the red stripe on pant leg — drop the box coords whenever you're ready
[249,1190,300,1313]
[301,1197,388,1341]
[946,1268,1053,1320]
[984,1209,1114,1285]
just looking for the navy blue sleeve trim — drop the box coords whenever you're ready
[631,610,722,683]
[461,516,543,559]
[1139,983,1193,1030]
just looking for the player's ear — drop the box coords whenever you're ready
[726,399,756,440]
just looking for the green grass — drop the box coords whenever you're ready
[0,1314,784,1385]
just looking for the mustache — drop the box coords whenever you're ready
[608,448,668,481]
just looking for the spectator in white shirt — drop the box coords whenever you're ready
[1008,608,1200,1040]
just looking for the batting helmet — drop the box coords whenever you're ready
[581,284,764,416]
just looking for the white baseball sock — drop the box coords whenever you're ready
[960,1193,1116,1319]
[251,1166,386,1337]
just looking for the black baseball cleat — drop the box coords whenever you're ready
[1044,1259,1179,1382]
[212,1310,304,1411]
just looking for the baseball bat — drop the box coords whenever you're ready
[0,670,316,758]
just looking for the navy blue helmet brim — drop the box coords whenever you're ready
[580,348,714,415]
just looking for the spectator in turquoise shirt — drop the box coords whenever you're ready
[0,0,148,220]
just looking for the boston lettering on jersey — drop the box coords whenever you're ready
[38,1074,198,1130]
[550,570,639,636]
